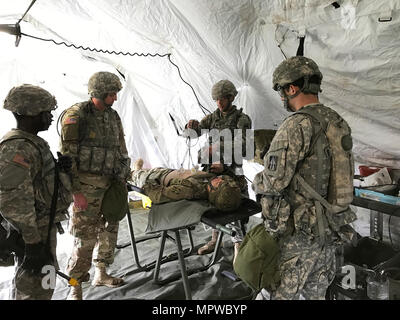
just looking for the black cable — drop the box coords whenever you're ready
[20,32,211,116]
[17,0,37,25]
[388,215,394,248]
[21,32,169,58]
[167,55,211,115]
[296,36,305,56]
[274,25,288,60]
[56,109,67,137]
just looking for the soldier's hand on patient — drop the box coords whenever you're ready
[73,192,88,211]
[21,243,52,274]
[56,152,72,173]
[186,119,199,130]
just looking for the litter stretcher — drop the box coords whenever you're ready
[124,184,261,300]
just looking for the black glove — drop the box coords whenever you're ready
[20,243,53,274]
[57,152,72,173]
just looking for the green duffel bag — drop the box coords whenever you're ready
[101,179,129,223]
[233,223,281,292]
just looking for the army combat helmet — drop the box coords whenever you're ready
[272,56,323,95]
[88,71,122,100]
[3,84,57,116]
[208,175,241,211]
[211,80,238,101]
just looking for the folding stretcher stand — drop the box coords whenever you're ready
[124,193,261,300]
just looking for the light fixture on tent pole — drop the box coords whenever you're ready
[0,23,21,47]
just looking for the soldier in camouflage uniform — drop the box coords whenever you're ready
[0,85,72,300]
[131,162,242,211]
[60,72,131,300]
[186,80,252,255]
[252,56,357,300]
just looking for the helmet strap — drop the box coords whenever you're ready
[281,89,301,112]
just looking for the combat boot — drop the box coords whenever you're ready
[66,285,82,300]
[198,229,219,255]
[91,266,124,288]
[133,158,144,171]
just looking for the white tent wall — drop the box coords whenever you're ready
[0,0,399,176]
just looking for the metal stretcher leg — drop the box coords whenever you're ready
[125,206,196,272]
[152,226,226,290]
[153,229,194,299]
[125,209,162,272]
[174,230,192,300]
[153,230,168,282]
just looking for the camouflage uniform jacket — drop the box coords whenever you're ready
[195,105,252,170]
[0,129,71,244]
[132,168,212,204]
[60,100,130,192]
[252,103,356,241]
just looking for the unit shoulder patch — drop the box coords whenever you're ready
[64,117,78,125]
[12,153,30,168]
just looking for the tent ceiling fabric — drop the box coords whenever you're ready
[0,0,399,170]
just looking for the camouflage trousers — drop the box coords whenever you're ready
[271,232,336,300]
[66,181,119,282]
[12,225,58,300]
[131,168,173,188]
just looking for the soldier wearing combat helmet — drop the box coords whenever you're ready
[252,56,357,300]
[60,71,131,300]
[0,84,72,300]
[186,79,252,257]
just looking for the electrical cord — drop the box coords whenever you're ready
[21,32,170,58]
[21,32,210,117]
[167,55,210,115]
[274,25,288,60]
[17,0,37,25]
[388,215,394,248]
[16,0,211,124]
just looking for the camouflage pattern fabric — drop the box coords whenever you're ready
[131,168,210,204]
[60,100,131,192]
[272,56,323,92]
[88,72,122,99]
[196,105,252,171]
[207,175,242,211]
[60,94,129,284]
[66,179,119,282]
[253,129,277,165]
[272,232,336,300]
[0,130,67,300]
[211,80,238,100]
[252,103,356,299]
[0,130,69,244]
[3,84,57,116]
[13,226,58,300]
[131,167,174,188]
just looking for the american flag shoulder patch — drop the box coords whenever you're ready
[64,117,77,125]
[12,153,30,168]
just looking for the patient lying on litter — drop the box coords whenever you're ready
[130,159,241,212]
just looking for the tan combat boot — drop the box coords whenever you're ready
[133,158,144,171]
[91,266,124,288]
[198,229,219,255]
[66,285,82,300]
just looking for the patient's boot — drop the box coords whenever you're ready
[92,266,124,288]
[198,229,219,255]
[67,285,82,300]
[133,158,144,171]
